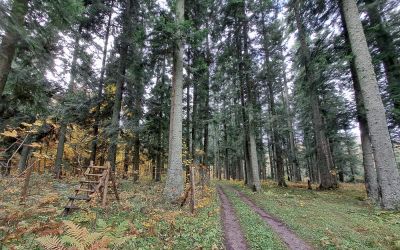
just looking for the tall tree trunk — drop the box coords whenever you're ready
[123,141,131,179]
[108,0,134,171]
[341,0,400,209]
[201,20,212,185]
[191,57,198,160]
[238,77,252,186]
[131,68,143,182]
[267,79,286,187]
[241,0,261,191]
[132,134,140,182]
[54,26,82,177]
[223,119,229,180]
[163,0,185,201]
[0,0,28,100]
[90,0,114,163]
[155,113,163,182]
[293,0,337,189]
[54,123,67,178]
[338,3,380,201]
[282,67,301,181]
[185,50,191,182]
[363,0,400,125]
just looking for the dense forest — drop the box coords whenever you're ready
[1,0,400,249]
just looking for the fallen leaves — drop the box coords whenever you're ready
[0,130,18,138]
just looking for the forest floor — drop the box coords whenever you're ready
[0,174,223,250]
[1,175,400,250]
[223,180,400,250]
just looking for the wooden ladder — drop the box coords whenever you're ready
[63,161,119,215]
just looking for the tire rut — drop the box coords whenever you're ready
[230,186,313,250]
[217,185,249,250]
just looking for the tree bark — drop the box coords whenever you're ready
[132,134,140,182]
[90,0,114,163]
[282,67,301,181]
[54,122,67,178]
[267,78,286,187]
[163,0,185,201]
[18,140,31,173]
[54,26,82,177]
[108,0,135,171]
[0,0,28,100]
[241,1,261,191]
[341,0,400,209]
[338,2,380,202]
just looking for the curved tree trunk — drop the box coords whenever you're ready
[341,0,400,209]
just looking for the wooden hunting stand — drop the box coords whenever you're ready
[63,161,119,215]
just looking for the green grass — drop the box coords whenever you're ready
[222,186,287,250]
[230,180,400,250]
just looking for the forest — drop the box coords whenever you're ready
[1,0,400,249]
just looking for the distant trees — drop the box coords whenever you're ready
[1,0,400,210]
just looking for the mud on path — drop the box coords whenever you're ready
[231,186,313,250]
[217,186,249,250]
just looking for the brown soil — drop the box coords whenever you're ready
[231,187,313,250]
[217,186,249,250]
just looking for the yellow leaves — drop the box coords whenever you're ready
[105,83,117,95]
[38,193,59,207]
[27,142,42,148]
[1,130,18,138]
[33,120,44,127]
[32,151,51,159]
[21,122,33,127]
[195,196,211,209]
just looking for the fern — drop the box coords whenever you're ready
[113,221,130,237]
[110,236,132,249]
[63,220,89,243]
[84,232,102,247]
[36,220,133,250]
[60,235,84,250]
[36,235,66,250]
[96,218,108,233]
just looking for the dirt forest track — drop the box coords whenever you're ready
[217,186,249,250]
[218,185,313,250]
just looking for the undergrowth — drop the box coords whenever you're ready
[0,174,223,249]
